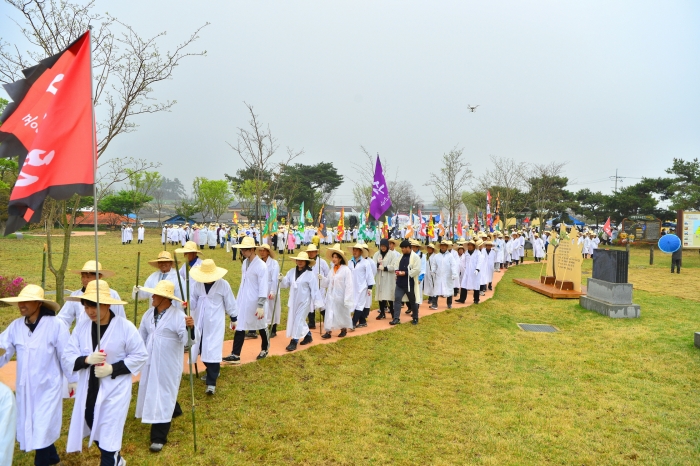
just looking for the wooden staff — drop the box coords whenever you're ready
[270,251,285,335]
[133,252,140,325]
[173,253,197,452]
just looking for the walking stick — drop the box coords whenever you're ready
[173,254,198,452]
[133,252,140,325]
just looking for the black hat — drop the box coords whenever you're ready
[400,240,411,248]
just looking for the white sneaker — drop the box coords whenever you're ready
[205,385,215,395]
[118,457,127,466]
[150,443,164,452]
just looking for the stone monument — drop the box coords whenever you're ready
[579,249,640,318]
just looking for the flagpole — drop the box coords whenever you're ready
[87,26,102,348]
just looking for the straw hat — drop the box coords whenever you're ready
[66,280,127,306]
[137,280,183,303]
[426,243,436,250]
[305,244,320,252]
[258,243,276,258]
[288,251,316,265]
[71,260,115,278]
[351,243,369,258]
[409,240,423,249]
[389,237,401,244]
[326,243,346,260]
[189,259,228,283]
[484,241,493,246]
[475,239,484,247]
[148,251,175,267]
[175,241,203,256]
[0,284,60,311]
[233,236,256,249]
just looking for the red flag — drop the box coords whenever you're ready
[0,32,95,234]
[603,217,612,237]
[418,209,426,235]
[457,214,463,237]
[336,208,345,241]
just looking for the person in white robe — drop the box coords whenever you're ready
[120,225,128,245]
[207,227,217,250]
[198,226,208,250]
[372,238,398,320]
[430,241,458,309]
[0,285,74,466]
[178,225,187,247]
[276,230,286,255]
[319,244,354,339]
[58,261,126,328]
[457,241,484,304]
[175,241,203,301]
[279,251,324,351]
[126,225,133,243]
[133,251,184,308]
[161,226,166,245]
[449,242,460,296]
[0,381,16,466]
[510,232,520,265]
[408,240,427,308]
[222,237,269,364]
[533,233,545,262]
[305,244,329,330]
[259,244,281,338]
[63,280,148,466]
[137,224,145,244]
[348,243,375,329]
[189,259,237,395]
[483,241,496,291]
[135,281,194,452]
[423,244,437,307]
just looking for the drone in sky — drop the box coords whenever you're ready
[467,104,480,113]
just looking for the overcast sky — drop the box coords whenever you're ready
[2,1,699,207]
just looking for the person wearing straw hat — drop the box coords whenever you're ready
[137,223,145,244]
[279,250,324,351]
[349,243,375,329]
[58,260,126,328]
[161,225,167,245]
[222,236,270,364]
[532,233,545,262]
[483,240,496,291]
[135,281,195,453]
[305,244,329,330]
[372,238,398,320]
[432,240,458,309]
[63,280,148,465]
[423,243,438,309]
[198,224,208,250]
[0,284,74,466]
[175,241,203,284]
[408,240,426,308]
[257,244,281,338]
[133,251,184,306]
[189,259,237,395]
[494,232,504,271]
[457,240,483,304]
[319,244,353,339]
[390,240,422,326]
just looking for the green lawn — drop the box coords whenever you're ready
[3,233,700,464]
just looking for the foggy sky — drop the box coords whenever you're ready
[2,1,699,207]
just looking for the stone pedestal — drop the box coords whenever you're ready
[579,278,640,318]
[694,332,700,349]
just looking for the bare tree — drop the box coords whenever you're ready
[226,102,302,226]
[391,180,423,214]
[525,161,568,229]
[0,0,207,303]
[425,146,472,232]
[474,155,529,229]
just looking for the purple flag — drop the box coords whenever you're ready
[369,155,391,220]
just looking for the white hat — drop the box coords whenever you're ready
[71,260,115,278]
[66,280,127,306]
[0,284,60,311]
[189,259,228,283]
[138,280,183,303]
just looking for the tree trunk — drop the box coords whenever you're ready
[47,199,77,305]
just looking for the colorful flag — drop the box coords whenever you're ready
[306,209,313,223]
[427,215,434,238]
[603,217,612,237]
[369,155,392,220]
[233,211,239,224]
[418,210,426,236]
[406,208,414,238]
[0,31,95,234]
[486,190,492,232]
[299,201,305,232]
[359,210,372,241]
[317,204,326,238]
[336,208,345,241]
[457,214,463,237]
[269,201,278,235]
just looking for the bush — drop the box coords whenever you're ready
[0,275,25,304]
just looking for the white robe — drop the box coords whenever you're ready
[320,264,355,331]
[207,229,217,247]
[423,253,437,297]
[161,227,166,243]
[263,258,281,326]
[451,249,460,289]
[533,238,545,258]
[136,305,190,423]
[58,287,127,329]
[236,256,269,332]
[198,229,207,247]
[137,226,145,241]
[372,250,399,302]
[64,315,148,453]
[190,279,237,363]
[461,250,484,290]
[432,251,458,297]
[482,249,496,285]
[0,315,73,452]
[348,257,375,311]
[310,257,330,311]
[0,382,16,466]
[280,268,323,339]
[121,228,128,243]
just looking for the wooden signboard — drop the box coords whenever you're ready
[621,215,662,241]
[552,228,584,292]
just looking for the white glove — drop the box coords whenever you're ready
[255,307,265,319]
[474,270,479,276]
[318,273,324,280]
[367,290,372,296]
[132,285,140,299]
[229,320,236,330]
[68,382,78,398]
[278,273,284,281]
[86,351,106,365]
[94,363,113,378]
[268,293,275,300]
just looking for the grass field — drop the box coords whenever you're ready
[3,232,700,465]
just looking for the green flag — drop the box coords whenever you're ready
[299,201,305,232]
[269,201,278,235]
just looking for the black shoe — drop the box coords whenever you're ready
[300,334,313,345]
[405,308,412,314]
[245,331,258,339]
[411,319,418,325]
[357,323,368,328]
[338,329,347,337]
[286,340,298,352]
[322,332,332,339]
[270,324,277,338]
[256,350,268,360]
[376,311,386,320]
[488,285,493,291]
[455,300,466,304]
[222,353,241,365]
[389,318,401,325]
[473,301,479,305]
[308,325,316,330]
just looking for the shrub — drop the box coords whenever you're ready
[0,275,25,303]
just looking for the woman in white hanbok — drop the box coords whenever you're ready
[320,244,354,338]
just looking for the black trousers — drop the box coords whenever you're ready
[672,259,681,273]
[232,328,269,355]
[393,285,417,320]
[203,362,220,386]
[378,300,390,312]
[95,441,121,466]
[150,401,183,444]
[308,311,316,328]
[352,309,366,327]
[34,443,60,466]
